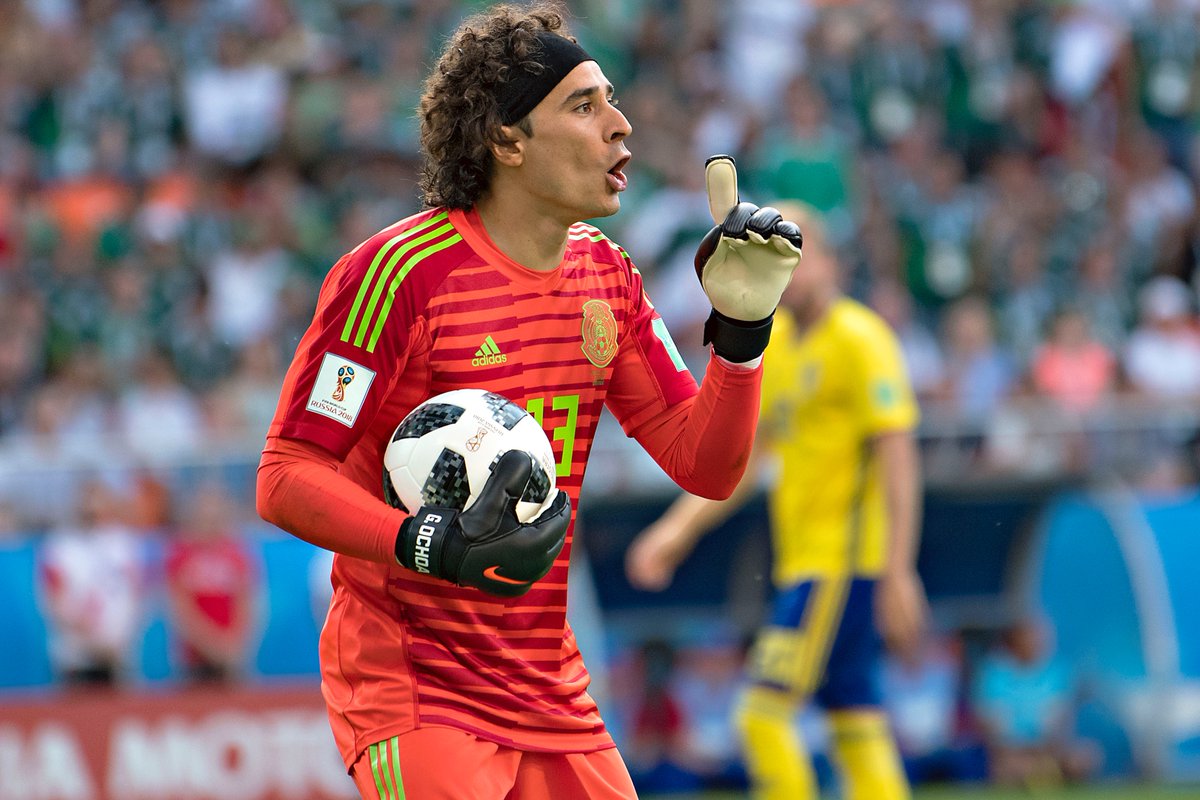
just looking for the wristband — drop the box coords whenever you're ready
[396,508,461,579]
[703,309,773,363]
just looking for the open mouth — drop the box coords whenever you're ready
[607,154,631,191]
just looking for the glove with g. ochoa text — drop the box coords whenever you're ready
[693,155,804,363]
[395,449,571,598]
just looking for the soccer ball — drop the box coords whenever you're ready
[383,389,557,523]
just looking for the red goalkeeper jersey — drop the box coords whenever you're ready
[260,207,762,766]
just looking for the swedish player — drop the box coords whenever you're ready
[627,205,925,800]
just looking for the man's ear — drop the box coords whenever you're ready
[491,126,525,167]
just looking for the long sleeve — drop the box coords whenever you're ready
[625,354,762,499]
[256,435,406,564]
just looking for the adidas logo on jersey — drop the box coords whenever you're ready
[472,335,507,366]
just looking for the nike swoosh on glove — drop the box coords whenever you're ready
[395,450,571,597]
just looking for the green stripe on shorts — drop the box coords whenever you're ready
[368,737,405,800]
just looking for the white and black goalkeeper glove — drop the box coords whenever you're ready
[694,155,804,362]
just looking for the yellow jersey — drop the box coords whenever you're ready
[759,298,918,584]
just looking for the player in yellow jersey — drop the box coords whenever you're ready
[626,204,927,800]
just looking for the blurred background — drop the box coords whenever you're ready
[2,0,1200,798]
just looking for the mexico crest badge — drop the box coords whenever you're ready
[580,299,617,368]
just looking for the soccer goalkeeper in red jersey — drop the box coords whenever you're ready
[256,3,803,798]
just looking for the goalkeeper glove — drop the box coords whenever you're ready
[395,449,571,598]
[694,155,804,362]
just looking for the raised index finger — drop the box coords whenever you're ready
[704,155,739,225]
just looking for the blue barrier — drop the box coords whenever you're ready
[0,541,53,689]
[1033,490,1200,782]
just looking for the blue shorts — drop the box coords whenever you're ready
[745,577,882,709]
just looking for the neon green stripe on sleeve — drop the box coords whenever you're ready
[352,221,455,348]
[364,234,463,353]
[340,212,449,345]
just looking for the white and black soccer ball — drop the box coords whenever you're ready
[383,389,557,523]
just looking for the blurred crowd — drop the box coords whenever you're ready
[3,0,1200,520]
[34,474,261,687]
[4,0,1200,511]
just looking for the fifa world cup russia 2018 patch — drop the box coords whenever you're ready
[307,352,376,426]
[580,298,617,368]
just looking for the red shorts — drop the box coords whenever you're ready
[350,727,637,800]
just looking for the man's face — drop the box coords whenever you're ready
[513,61,632,224]
[780,238,834,312]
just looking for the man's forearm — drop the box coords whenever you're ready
[632,355,763,500]
[876,430,922,572]
[257,435,405,564]
[658,431,768,542]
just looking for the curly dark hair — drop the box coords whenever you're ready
[418,3,576,210]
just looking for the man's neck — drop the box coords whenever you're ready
[475,191,571,272]
[792,288,839,330]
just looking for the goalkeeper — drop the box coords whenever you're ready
[255,3,802,798]
[627,206,926,800]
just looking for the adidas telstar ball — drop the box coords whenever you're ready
[383,389,557,523]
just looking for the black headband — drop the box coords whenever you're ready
[498,32,595,125]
